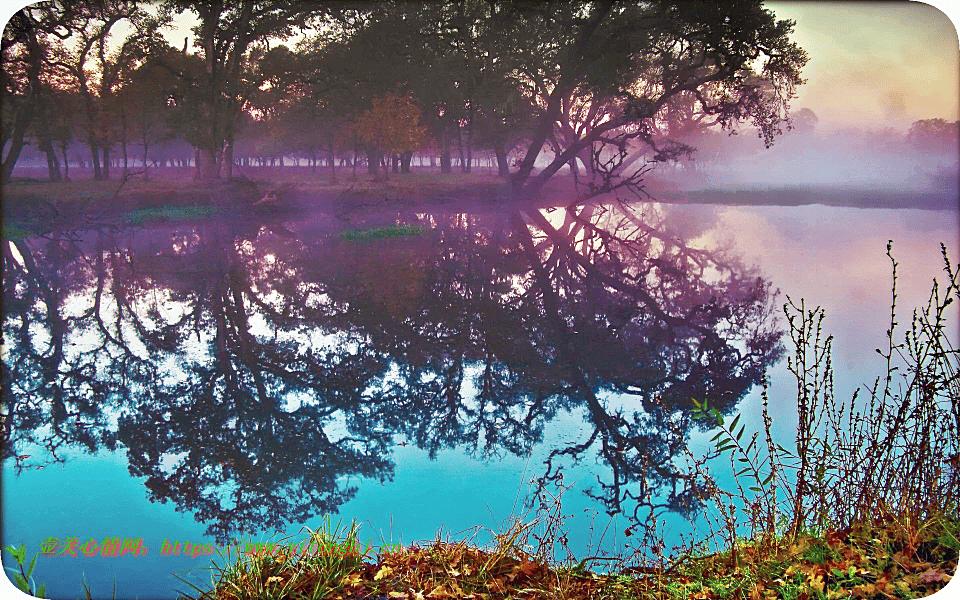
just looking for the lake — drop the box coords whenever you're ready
[2,194,957,599]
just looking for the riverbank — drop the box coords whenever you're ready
[184,512,958,600]
[4,167,955,233]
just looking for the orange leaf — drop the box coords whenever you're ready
[426,585,453,598]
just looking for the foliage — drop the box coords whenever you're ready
[907,118,960,154]
[357,92,430,173]
[2,542,46,598]
[689,242,960,564]
[188,518,366,600]
[185,508,960,600]
[338,225,429,242]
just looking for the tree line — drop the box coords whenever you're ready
[3,0,810,199]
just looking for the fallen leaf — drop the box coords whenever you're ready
[518,559,538,577]
[375,566,395,581]
[388,592,408,599]
[918,567,948,583]
[426,584,453,598]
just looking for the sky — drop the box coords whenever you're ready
[767,1,960,131]
[1,0,958,134]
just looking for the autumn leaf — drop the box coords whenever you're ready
[375,566,395,581]
[919,567,951,583]
[518,558,539,577]
[426,584,453,598]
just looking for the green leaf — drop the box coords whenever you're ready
[38,583,45,598]
[762,472,775,485]
[26,553,36,579]
[736,425,745,442]
[730,414,741,432]
[710,431,723,442]
[14,573,27,592]
[736,467,752,477]
[748,487,762,493]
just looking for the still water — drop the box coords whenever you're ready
[2,197,957,599]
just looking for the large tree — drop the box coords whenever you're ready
[497,0,807,200]
[159,0,321,180]
[45,0,153,180]
[1,1,84,182]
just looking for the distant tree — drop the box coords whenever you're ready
[120,50,179,179]
[29,84,79,181]
[356,93,429,179]
[907,118,960,154]
[790,107,818,134]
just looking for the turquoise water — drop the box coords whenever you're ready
[3,200,957,599]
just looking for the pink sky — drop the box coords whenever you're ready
[768,1,959,131]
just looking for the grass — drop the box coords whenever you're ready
[177,511,957,599]
[120,205,220,225]
[338,224,429,241]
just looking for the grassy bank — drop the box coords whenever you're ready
[175,512,957,600]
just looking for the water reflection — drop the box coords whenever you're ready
[2,201,783,541]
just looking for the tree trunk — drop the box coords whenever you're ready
[328,142,336,182]
[464,109,473,173]
[60,142,70,181]
[391,153,400,173]
[42,141,61,182]
[457,123,466,173]
[366,148,379,175]
[102,146,111,180]
[220,141,233,179]
[142,142,150,180]
[90,140,102,180]
[197,147,218,180]
[400,150,413,173]
[440,123,452,174]
[495,144,509,178]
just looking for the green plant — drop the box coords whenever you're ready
[2,543,45,598]
[184,517,366,600]
[691,242,960,548]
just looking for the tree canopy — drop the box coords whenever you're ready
[3,0,810,198]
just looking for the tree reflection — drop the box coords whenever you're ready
[2,200,782,540]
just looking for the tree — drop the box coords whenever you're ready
[119,50,179,179]
[790,107,818,135]
[497,1,807,200]
[46,0,150,180]
[1,1,83,182]
[159,0,320,180]
[356,92,429,178]
[907,118,959,154]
